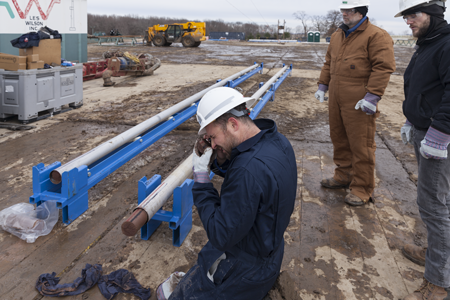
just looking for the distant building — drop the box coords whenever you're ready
[209,32,245,40]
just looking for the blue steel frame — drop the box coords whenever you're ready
[138,64,293,247]
[250,64,293,119]
[29,62,264,224]
[138,175,194,247]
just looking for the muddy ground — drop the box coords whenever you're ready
[0,40,428,299]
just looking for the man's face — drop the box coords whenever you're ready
[204,121,236,160]
[342,9,363,28]
[405,12,430,38]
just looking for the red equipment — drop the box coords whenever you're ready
[83,60,108,81]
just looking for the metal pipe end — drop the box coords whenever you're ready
[121,208,148,236]
[121,221,139,237]
[50,170,62,184]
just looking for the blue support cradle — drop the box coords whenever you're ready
[138,175,194,247]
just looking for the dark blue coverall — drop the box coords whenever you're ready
[169,119,298,300]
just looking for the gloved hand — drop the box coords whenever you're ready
[420,127,450,160]
[355,93,380,115]
[193,138,215,183]
[314,84,328,103]
[193,147,213,172]
[401,120,413,145]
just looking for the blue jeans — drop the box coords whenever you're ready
[413,127,450,288]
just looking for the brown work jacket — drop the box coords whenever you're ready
[319,19,396,98]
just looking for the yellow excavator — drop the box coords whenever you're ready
[144,22,206,47]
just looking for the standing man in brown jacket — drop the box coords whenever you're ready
[315,0,396,206]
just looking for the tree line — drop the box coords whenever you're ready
[293,10,379,38]
[87,11,352,39]
[87,14,287,38]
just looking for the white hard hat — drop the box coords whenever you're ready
[395,0,446,17]
[196,87,254,135]
[340,0,370,9]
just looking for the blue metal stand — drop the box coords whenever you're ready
[138,174,194,247]
[29,62,264,224]
[250,64,293,119]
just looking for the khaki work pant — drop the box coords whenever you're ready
[328,80,378,201]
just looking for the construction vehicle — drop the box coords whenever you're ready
[144,22,206,47]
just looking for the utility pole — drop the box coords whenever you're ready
[277,20,279,40]
[277,19,285,40]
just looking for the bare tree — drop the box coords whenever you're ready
[311,15,326,33]
[293,11,310,39]
[324,10,342,36]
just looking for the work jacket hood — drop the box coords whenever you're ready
[418,23,450,46]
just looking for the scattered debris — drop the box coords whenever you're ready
[0,122,36,131]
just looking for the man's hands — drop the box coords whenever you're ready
[401,120,412,145]
[314,84,328,103]
[419,127,450,160]
[193,137,213,183]
[193,137,218,183]
[193,137,215,172]
[193,147,213,173]
[195,135,228,166]
[194,137,211,157]
[355,93,380,115]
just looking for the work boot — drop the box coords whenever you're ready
[344,193,368,206]
[402,244,426,266]
[320,178,349,189]
[404,278,448,300]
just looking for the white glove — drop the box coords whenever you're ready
[355,99,377,115]
[314,90,327,103]
[401,123,412,145]
[420,139,448,160]
[193,147,213,173]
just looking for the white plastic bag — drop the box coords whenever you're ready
[0,201,59,243]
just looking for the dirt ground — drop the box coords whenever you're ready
[0,40,431,299]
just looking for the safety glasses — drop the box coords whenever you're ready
[403,12,423,23]
[340,8,357,15]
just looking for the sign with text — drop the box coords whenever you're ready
[0,0,87,34]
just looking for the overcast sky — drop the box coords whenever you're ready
[88,0,449,35]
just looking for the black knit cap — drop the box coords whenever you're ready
[354,6,368,17]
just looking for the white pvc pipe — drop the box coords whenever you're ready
[50,64,259,184]
[138,153,193,219]
[250,65,288,104]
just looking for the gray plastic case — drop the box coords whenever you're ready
[0,65,83,123]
